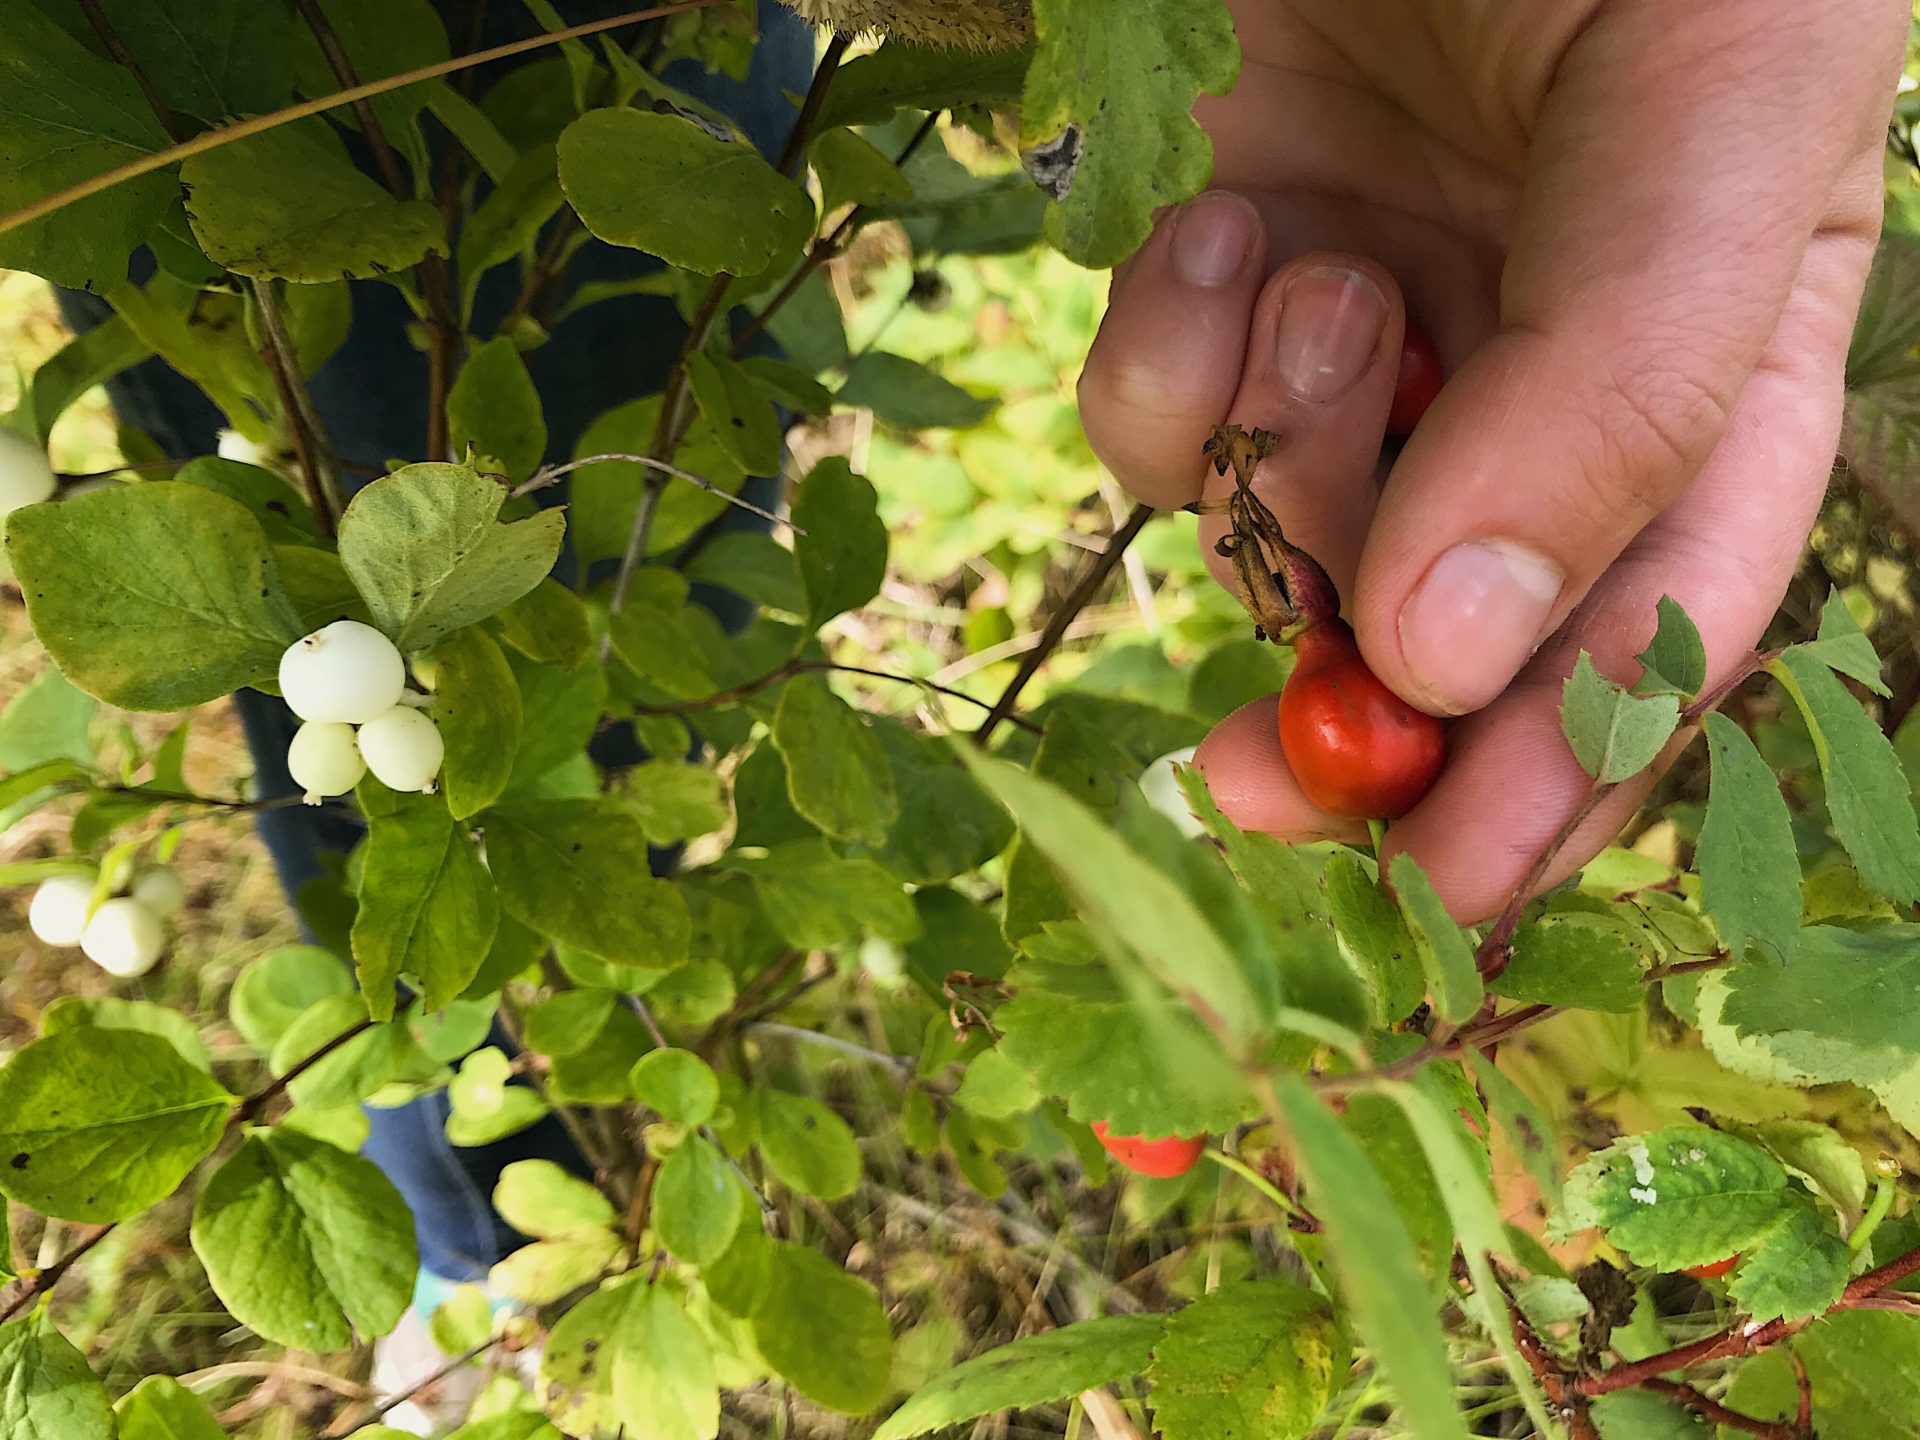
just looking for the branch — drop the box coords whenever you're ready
[512,452,798,532]
[626,657,1041,735]
[747,1021,916,1078]
[77,0,181,141]
[250,277,346,532]
[1506,1291,1601,1440]
[625,997,775,1221]
[1639,1380,1800,1440]
[973,503,1155,745]
[775,33,852,179]
[325,1336,504,1438]
[0,0,730,241]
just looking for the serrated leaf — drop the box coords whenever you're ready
[771,676,899,845]
[1697,713,1800,965]
[1561,652,1680,782]
[0,1029,231,1222]
[6,483,303,710]
[447,337,548,481]
[1556,1128,1793,1270]
[0,1318,113,1440]
[1802,589,1889,696]
[953,1049,1039,1120]
[115,1375,224,1440]
[837,352,996,430]
[485,799,691,969]
[751,1242,893,1414]
[181,118,446,281]
[686,351,783,477]
[1772,648,1920,902]
[1271,1075,1471,1440]
[192,1130,416,1351]
[1323,851,1425,1025]
[1463,1047,1562,1211]
[654,1136,742,1266]
[1724,1311,1920,1440]
[792,457,887,625]
[874,1316,1163,1440]
[1145,1281,1343,1440]
[351,805,498,1018]
[1721,923,1920,1063]
[0,6,174,291]
[558,107,812,275]
[434,626,522,820]
[753,1089,861,1200]
[1632,595,1707,698]
[1493,917,1646,1013]
[1728,1200,1850,1322]
[338,462,564,653]
[1388,853,1484,1024]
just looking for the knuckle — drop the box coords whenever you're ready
[1567,339,1739,527]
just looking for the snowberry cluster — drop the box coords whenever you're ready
[28,864,184,977]
[279,621,444,803]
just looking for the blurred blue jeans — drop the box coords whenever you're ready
[63,0,809,1283]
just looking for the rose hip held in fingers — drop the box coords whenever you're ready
[1278,619,1445,819]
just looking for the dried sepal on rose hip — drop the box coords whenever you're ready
[1203,424,1445,820]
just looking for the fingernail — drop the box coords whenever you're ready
[1398,541,1565,714]
[1169,192,1258,288]
[1274,265,1387,403]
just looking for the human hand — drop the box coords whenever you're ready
[1077,0,1907,919]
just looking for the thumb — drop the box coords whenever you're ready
[1351,0,1900,716]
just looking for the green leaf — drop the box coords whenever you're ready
[193,1130,416,1351]
[181,119,446,281]
[818,44,1032,128]
[874,1316,1164,1440]
[1721,923,1920,1063]
[1323,851,1425,1025]
[569,395,746,566]
[43,996,210,1072]
[485,799,691,969]
[107,277,274,434]
[753,1089,861,1200]
[115,1375,224,1440]
[681,530,807,614]
[447,337,548,481]
[504,652,605,789]
[1632,596,1707,698]
[0,1317,113,1440]
[6,483,303,710]
[764,271,849,374]
[1724,1311,1920,1440]
[492,578,590,670]
[1803,589,1890,696]
[493,1159,616,1240]
[175,457,318,544]
[0,669,94,771]
[270,995,410,1110]
[734,841,919,948]
[1145,1281,1345,1440]
[631,1049,719,1126]
[338,462,565,653]
[1771,648,1920,903]
[448,1048,549,1148]
[1727,1201,1850,1322]
[23,314,150,446]
[544,1280,719,1440]
[489,1229,619,1305]
[291,0,448,147]
[624,762,728,846]
[772,676,899,845]
[954,1049,1040,1119]
[864,720,1014,885]
[1555,1128,1795,1270]
[351,805,499,1018]
[1698,713,1800,964]
[654,1136,743,1265]
[605,573,719,701]
[230,945,354,1055]
[686,351,783,477]
[752,1242,893,1414]
[793,457,887,625]
[1560,652,1681,783]
[810,126,914,215]
[0,6,173,291]
[837,353,996,430]
[558,108,812,275]
[1271,1075,1470,1440]
[433,627,522,820]
[996,937,1256,1138]
[1387,853,1484,1024]
[0,1028,231,1222]
[1492,917,1647,1013]
[964,752,1260,1038]
[1019,0,1238,268]
[457,143,564,319]
[1463,1047,1562,1211]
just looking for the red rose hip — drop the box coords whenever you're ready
[1091,1122,1206,1179]
[1387,319,1444,435]
[1278,619,1445,819]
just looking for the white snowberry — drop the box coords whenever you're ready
[130,864,187,919]
[356,705,444,794]
[288,721,367,803]
[278,620,407,725]
[0,429,57,523]
[28,873,96,947]
[80,897,165,978]
[216,428,267,465]
[1138,746,1207,840]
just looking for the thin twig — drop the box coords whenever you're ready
[512,453,798,532]
[747,1021,915,1077]
[775,33,851,178]
[325,1336,503,1438]
[1639,1380,1799,1440]
[625,997,775,1219]
[0,0,729,241]
[77,0,181,141]
[626,656,1040,735]
[973,504,1155,745]
[250,278,346,530]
